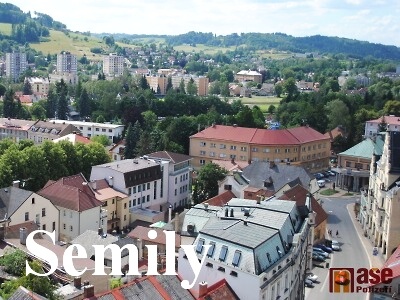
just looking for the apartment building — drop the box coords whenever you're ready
[28,120,80,144]
[0,118,36,142]
[27,77,50,94]
[103,53,124,77]
[56,51,78,74]
[49,72,78,85]
[364,115,400,138]
[50,119,124,142]
[38,173,107,242]
[146,151,192,210]
[360,131,400,260]
[170,75,209,96]
[5,52,27,82]
[178,197,315,300]
[90,157,169,215]
[235,70,262,83]
[190,124,330,172]
[146,75,168,94]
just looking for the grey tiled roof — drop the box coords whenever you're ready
[241,161,314,191]
[0,187,33,219]
[70,230,118,258]
[120,279,164,300]
[155,275,194,300]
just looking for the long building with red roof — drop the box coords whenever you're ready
[190,124,330,172]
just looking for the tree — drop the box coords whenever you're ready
[0,249,27,276]
[274,83,283,97]
[179,78,186,94]
[194,162,227,202]
[3,88,15,118]
[124,121,141,159]
[46,86,57,119]
[30,101,47,120]
[23,78,33,95]
[166,76,173,92]
[79,88,91,119]
[186,78,197,95]
[325,99,351,130]
[56,79,69,120]
[383,100,400,116]
[91,135,111,146]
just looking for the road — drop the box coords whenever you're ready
[305,197,370,300]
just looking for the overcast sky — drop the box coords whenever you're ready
[9,0,400,47]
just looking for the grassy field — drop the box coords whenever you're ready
[239,96,281,112]
[256,49,293,60]
[0,23,12,35]
[174,44,237,55]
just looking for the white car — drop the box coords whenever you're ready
[317,180,325,188]
[307,273,319,282]
[305,278,314,287]
[331,240,341,251]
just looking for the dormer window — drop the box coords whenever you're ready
[196,239,205,253]
[207,242,216,257]
[232,250,242,267]
[219,245,228,261]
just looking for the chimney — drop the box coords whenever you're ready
[108,176,114,187]
[225,207,229,217]
[203,203,209,210]
[199,281,208,298]
[73,277,81,289]
[12,180,20,188]
[90,180,97,190]
[83,285,95,298]
[20,227,27,245]
[174,212,180,233]
[168,205,172,223]
[98,227,103,236]
[230,208,234,217]
[137,238,143,259]
[256,195,261,204]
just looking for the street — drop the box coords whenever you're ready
[305,197,370,300]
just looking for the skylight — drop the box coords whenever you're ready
[207,242,216,257]
[219,245,228,261]
[196,239,205,253]
[232,250,242,267]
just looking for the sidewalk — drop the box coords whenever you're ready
[346,202,385,269]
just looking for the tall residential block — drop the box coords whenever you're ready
[56,52,78,74]
[6,52,27,82]
[103,53,124,77]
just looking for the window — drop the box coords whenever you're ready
[220,144,226,149]
[133,199,136,206]
[232,250,242,266]
[124,203,127,209]
[200,142,206,147]
[124,215,127,221]
[31,198,35,204]
[217,266,225,272]
[147,195,150,202]
[285,148,290,153]
[196,239,205,253]
[209,152,215,157]
[285,274,289,290]
[252,147,258,152]
[147,183,150,189]
[240,146,247,151]
[52,222,56,231]
[200,159,205,165]
[230,270,238,277]
[275,148,280,153]
[63,210,66,216]
[346,161,351,167]
[25,212,29,221]
[230,145,236,150]
[42,208,46,217]
[70,225,73,231]
[95,128,99,131]
[175,178,178,184]
[210,143,216,148]
[207,242,216,257]
[102,128,106,132]
[133,186,136,193]
[263,148,270,153]
[219,245,228,261]
[42,224,46,231]
[200,150,206,155]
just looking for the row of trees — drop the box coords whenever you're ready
[0,139,110,192]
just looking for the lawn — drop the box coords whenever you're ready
[238,96,281,113]
[0,23,12,35]
[174,44,237,55]
[320,189,339,196]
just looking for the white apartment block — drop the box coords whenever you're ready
[90,157,169,215]
[50,120,124,142]
[178,197,315,300]
[6,52,27,82]
[27,77,50,94]
[364,115,400,138]
[170,75,209,96]
[360,131,400,260]
[103,53,124,77]
[56,52,78,74]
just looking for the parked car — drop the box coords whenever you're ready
[305,278,314,287]
[315,244,333,253]
[312,253,326,262]
[317,180,326,188]
[328,170,336,176]
[331,240,341,251]
[323,171,331,177]
[307,273,319,282]
[313,248,329,258]
[314,173,324,180]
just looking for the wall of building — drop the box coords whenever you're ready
[59,208,80,242]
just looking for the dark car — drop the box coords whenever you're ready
[312,253,326,262]
[314,173,324,180]
[323,171,331,177]
[315,244,333,253]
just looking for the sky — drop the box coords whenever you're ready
[8,0,400,47]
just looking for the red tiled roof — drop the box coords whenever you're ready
[367,116,400,125]
[38,173,103,212]
[211,159,248,172]
[18,95,32,104]
[190,125,257,143]
[324,126,346,141]
[147,151,192,164]
[190,125,328,145]
[199,279,240,300]
[128,226,181,248]
[203,190,236,206]
[370,245,400,286]
[5,221,40,239]
[278,184,328,227]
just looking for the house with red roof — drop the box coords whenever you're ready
[190,124,330,172]
[365,115,400,138]
[38,173,107,242]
